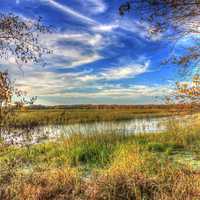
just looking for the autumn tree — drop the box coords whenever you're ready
[174,74,200,106]
[0,71,12,106]
[0,14,50,139]
[0,13,51,104]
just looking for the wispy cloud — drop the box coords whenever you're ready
[14,59,150,97]
[39,32,104,68]
[78,60,150,82]
[0,0,171,105]
[82,84,170,99]
[92,18,163,41]
[15,69,170,104]
[118,19,163,41]
[101,61,149,80]
[45,0,97,25]
[80,0,107,14]
[43,0,160,42]
[92,24,118,32]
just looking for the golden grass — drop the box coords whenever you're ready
[11,107,174,128]
[1,116,200,199]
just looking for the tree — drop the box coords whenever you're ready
[0,13,51,106]
[0,14,50,142]
[0,71,12,107]
[0,13,51,65]
[120,0,200,68]
[0,70,37,139]
[174,74,200,104]
[0,13,51,107]
[120,1,200,105]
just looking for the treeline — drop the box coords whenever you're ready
[27,104,199,110]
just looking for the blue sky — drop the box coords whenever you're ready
[0,0,189,105]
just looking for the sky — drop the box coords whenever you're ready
[0,0,190,105]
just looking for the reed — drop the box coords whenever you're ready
[10,107,174,128]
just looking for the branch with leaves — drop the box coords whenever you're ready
[0,13,52,65]
[0,71,37,139]
[0,13,52,140]
[120,0,200,68]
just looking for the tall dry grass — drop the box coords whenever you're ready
[1,116,200,199]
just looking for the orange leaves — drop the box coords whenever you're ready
[176,74,200,98]
[0,71,12,106]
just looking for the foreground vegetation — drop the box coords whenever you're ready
[1,117,200,199]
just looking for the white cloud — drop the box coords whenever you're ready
[92,24,118,32]
[51,84,171,101]
[89,85,169,98]
[76,60,149,82]
[44,0,97,25]
[92,19,162,41]
[15,71,88,96]
[13,59,150,98]
[73,61,150,84]
[92,18,162,41]
[80,0,107,14]
[43,32,104,47]
[15,69,170,102]
[68,53,102,68]
[2,1,166,105]
[42,0,160,42]
[0,25,106,69]
[101,61,149,80]
[39,32,104,68]
[78,74,99,82]
[6,55,169,105]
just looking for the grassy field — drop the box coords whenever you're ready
[1,117,200,199]
[10,106,188,128]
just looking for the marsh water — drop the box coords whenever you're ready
[1,115,196,146]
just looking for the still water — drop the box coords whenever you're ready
[1,115,194,146]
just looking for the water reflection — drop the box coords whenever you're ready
[1,115,196,146]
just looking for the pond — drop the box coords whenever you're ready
[1,115,195,146]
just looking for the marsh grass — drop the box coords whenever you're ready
[1,116,200,199]
[10,107,175,128]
